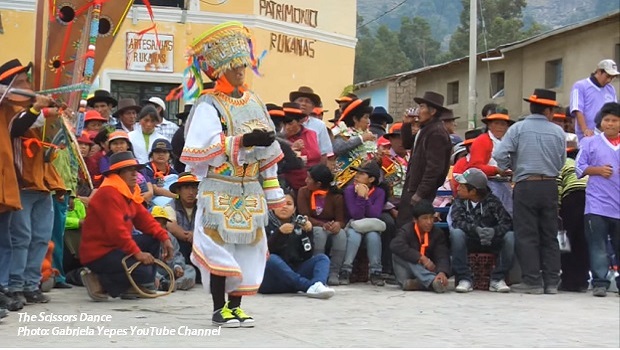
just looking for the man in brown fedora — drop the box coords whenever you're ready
[397,91,452,227]
[113,98,142,133]
[289,86,333,162]
[493,88,566,294]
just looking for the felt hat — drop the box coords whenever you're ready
[289,86,322,107]
[0,59,32,85]
[335,93,358,104]
[328,109,341,124]
[413,91,447,112]
[465,128,483,140]
[481,113,515,125]
[176,103,194,122]
[107,130,130,145]
[113,98,141,118]
[313,106,328,116]
[84,110,107,123]
[170,172,200,193]
[383,122,403,139]
[553,113,566,120]
[350,161,381,185]
[266,103,285,118]
[282,102,306,122]
[337,98,372,127]
[87,90,118,108]
[370,106,394,124]
[151,206,172,221]
[523,88,559,107]
[439,109,460,121]
[102,151,145,175]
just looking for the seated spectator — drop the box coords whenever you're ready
[281,102,321,192]
[83,110,107,140]
[450,168,514,293]
[63,196,87,286]
[259,192,335,299]
[79,152,174,301]
[89,129,110,188]
[144,138,178,207]
[340,162,386,286]
[76,132,95,206]
[576,102,620,297]
[99,131,132,174]
[390,200,450,293]
[297,165,346,286]
[151,206,196,291]
[164,172,200,264]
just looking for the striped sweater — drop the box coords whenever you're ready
[557,158,587,203]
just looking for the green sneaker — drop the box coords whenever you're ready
[212,303,240,328]
[231,305,255,328]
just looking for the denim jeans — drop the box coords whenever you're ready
[0,211,13,287]
[450,228,515,283]
[51,195,69,283]
[9,190,54,292]
[312,227,346,274]
[392,254,436,289]
[259,254,330,294]
[341,228,382,274]
[585,214,620,289]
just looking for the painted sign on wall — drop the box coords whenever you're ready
[259,0,318,28]
[126,32,174,73]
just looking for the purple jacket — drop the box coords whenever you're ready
[344,183,386,220]
[575,134,620,219]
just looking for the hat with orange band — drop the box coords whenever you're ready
[0,59,32,85]
[481,113,515,125]
[523,88,559,107]
[337,98,372,127]
[282,102,306,122]
[170,172,201,193]
[102,151,145,176]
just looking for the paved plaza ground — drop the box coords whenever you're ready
[1,282,619,348]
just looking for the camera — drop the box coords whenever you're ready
[293,215,307,235]
[300,237,312,252]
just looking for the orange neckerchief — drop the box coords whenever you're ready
[100,173,144,204]
[367,187,376,198]
[310,190,328,210]
[415,223,429,257]
[151,161,170,179]
[214,75,248,95]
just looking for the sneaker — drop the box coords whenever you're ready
[230,305,255,328]
[544,287,558,295]
[0,291,23,311]
[6,292,27,306]
[431,278,448,293]
[592,286,607,297]
[327,272,340,286]
[402,279,424,291]
[23,290,50,304]
[370,273,385,287]
[212,304,241,328]
[339,270,350,285]
[306,281,335,299]
[511,283,544,295]
[455,280,473,293]
[489,279,511,293]
[80,268,109,302]
[54,281,73,289]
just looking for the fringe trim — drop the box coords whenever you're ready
[191,245,242,278]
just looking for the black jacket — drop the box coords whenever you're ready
[266,216,313,267]
[390,222,451,275]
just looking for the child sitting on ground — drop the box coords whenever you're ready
[151,206,196,291]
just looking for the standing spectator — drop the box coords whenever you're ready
[493,88,566,294]
[390,200,450,293]
[171,103,193,173]
[369,106,393,137]
[570,59,618,140]
[83,110,107,140]
[129,105,165,164]
[575,102,620,297]
[397,91,452,227]
[552,109,579,144]
[439,110,463,145]
[143,97,179,141]
[289,86,333,163]
[297,165,346,286]
[281,103,321,192]
[450,168,514,293]
[87,90,118,125]
[113,98,141,133]
[557,142,590,292]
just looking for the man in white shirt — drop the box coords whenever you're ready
[289,86,334,163]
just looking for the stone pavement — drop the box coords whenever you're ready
[1,283,619,348]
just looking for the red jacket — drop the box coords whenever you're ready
[467,133,499,176]
[79,186,169,264]
[451,156,469,197]
[284,127,321,190]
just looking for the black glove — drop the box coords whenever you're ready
[242,129,276,147]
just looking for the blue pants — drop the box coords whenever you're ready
[342,228,382,275]
[392,254,436,289]
[585,214,620,289]
[0,211,13,288]
[51,195,69,284]
[9,190,54,293]
[259,254,330,294]
[450,228,515,283]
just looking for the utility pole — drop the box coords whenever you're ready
[468,0,477,129]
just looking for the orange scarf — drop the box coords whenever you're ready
[100,173,144,204]
[415,223,429,257]
[151,161,170,179]
[214,75,248,95]
[310,190,328,210]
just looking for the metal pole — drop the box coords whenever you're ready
[468,0,477,129]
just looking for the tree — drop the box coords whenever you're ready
[399,17,441,69]
[448,0,543,59]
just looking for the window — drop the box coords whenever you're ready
[110,80,180,123]
[447,81,459,105]
[545,59,563,89]
[134,0,186,8]
[490,71,505,98]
